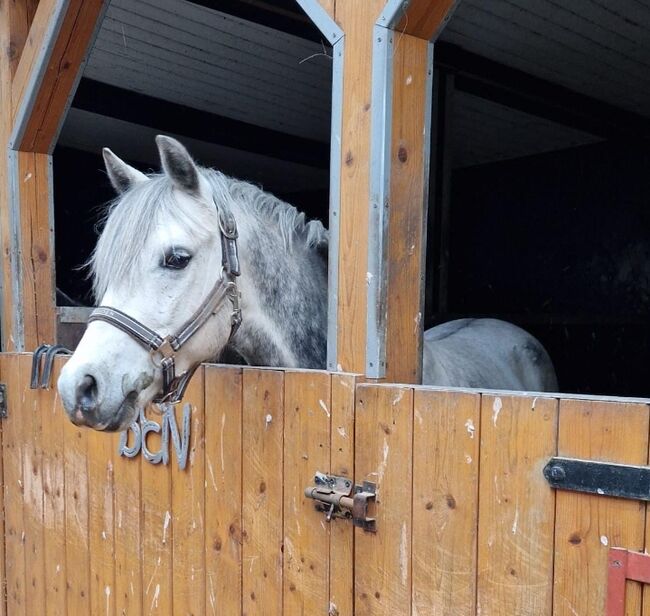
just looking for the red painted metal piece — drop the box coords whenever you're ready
[606,548,650,615]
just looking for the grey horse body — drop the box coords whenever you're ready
[218,176,557,392]
[422,318,557,391]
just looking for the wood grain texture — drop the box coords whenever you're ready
[331,0,384,373]
[477,394,558,616]
[0,356,9,616]
[412,389,480,616]
[553,399,649,616]
[21,354,46,615]
[17,151,56,349]
[42,357,67,616]
[395,0,460,40]
[329,373,357,616]
[385,33,430,383]
[87,426,116,616]
[355,384,413,616]
[1,354,27,614]
[0,1,29,350]
[113,424,142,615]
[171,367,206,615]
[283,371,331,615]
[141,405,172,615]
[13,0,108,153]
[242,369,284,616]
[204,365,243,615]
[63,407,90,614]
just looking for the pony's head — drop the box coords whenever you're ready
[58,136,238,431]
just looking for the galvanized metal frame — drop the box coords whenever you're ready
[293,0,345,371]
[365,22,395,376]
[365,1,451,378]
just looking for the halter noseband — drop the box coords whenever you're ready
[88,198,242,405]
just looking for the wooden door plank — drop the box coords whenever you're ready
[204,365,243,615]
[355,384,414,616]
[113,429,142,615]
[0,356,8,616]
[283,370,331,615]
[242,369,284,616]
[553,399,649,616]
[477,394,558,616]
[21,354,46,614]
[1,354,27,614]
[141,405,172,615]
[329,374,357,616]
[63,405,91,613]
[412,389,480,615]
[42,357,67,616]
[87,427,117,616]
[140,407,174,614]
[171,368,206,615]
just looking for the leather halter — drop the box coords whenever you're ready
[88,198,242,405]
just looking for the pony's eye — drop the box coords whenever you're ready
[162,249,192,270]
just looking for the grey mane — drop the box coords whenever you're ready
[89,167,328,301]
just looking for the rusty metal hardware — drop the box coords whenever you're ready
[304,472,376,532]
[0,383,6,418]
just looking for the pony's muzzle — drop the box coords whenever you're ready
[69,374,101,427]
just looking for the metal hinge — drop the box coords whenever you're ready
[544,456,650,501]
[304,472,377,532]
[0,383,7,418]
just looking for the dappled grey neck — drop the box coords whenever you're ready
[211,174,328,369]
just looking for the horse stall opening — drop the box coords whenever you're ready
[2,352,650,615]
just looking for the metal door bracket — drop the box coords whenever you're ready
[304,472,376,532]
[544,456,650,501]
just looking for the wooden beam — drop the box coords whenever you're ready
[330,0,385,373]
[12,0,108,153]
[1,0,106,350]
[384,33,432,383]
[1,0,38,350]
[396,0,460,40]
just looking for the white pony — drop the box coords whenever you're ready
[58,136,557,431]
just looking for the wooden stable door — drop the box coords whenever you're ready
[0,352,649,615]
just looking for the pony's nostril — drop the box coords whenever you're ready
[77,374,98,412]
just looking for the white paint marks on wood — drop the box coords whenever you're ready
[162,510,171,544]
[600,535,609,546]
[399,523,408,586]
[220,412,226,471]
[465,419,475,438]
[319,399,330,418]
[492,397,502,427]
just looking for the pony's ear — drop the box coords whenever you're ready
[102,148,147,194]
[155,135,200,195]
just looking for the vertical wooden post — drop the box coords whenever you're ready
[0,0,37,350]
[302,0,460,381]
[0,0,107,350]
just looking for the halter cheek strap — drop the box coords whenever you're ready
[87,198,242,405]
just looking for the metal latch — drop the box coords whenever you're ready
[0,383,6,418]
[304,472,376,532]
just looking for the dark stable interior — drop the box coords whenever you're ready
[54,138,650,397]
[52,0,650,398]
